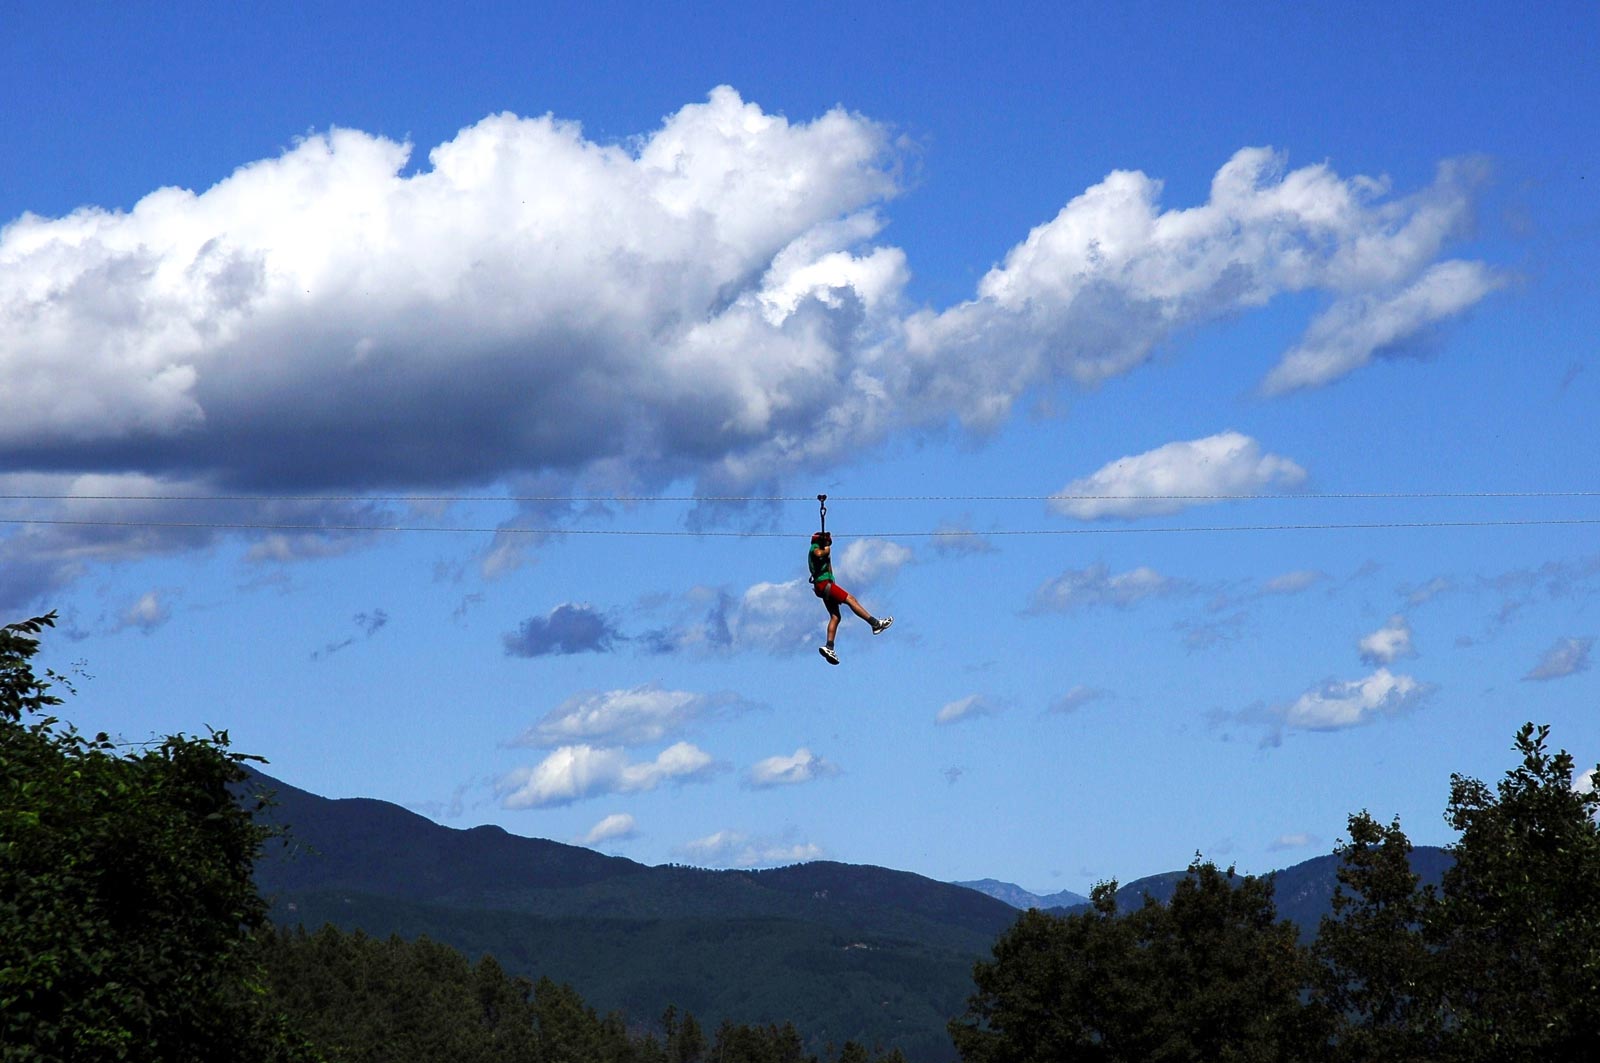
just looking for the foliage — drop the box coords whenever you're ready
[259,923,909,1063]
[1312,812,1441,1062]
[954,722,1600,1063]
[0,612,316,1062]
[1428,722,1600,1061]
[950,861,1327,1062]
[270,888,974,1062]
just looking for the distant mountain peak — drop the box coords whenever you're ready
[954,878,1091,910]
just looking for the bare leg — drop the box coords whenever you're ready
[843,594,874,624]
[826,611,841,644]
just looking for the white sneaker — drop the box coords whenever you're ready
[871,617,893,635]
[819,645,840,665]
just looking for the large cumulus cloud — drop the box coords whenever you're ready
[1,87,900,488]
[1,88,1499,606]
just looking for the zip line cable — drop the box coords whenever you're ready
[3,516,1599,538]
[1,490,1599,503]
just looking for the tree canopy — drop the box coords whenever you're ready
[949,861,1327,1063]
[952,722,1600,1063]
[1,613,313,1061]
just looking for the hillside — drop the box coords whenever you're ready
[248,769,1453,1059]
[248,769,1016,1061]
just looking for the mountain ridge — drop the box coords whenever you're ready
[245,768,1453,1059]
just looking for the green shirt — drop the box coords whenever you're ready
[808,543,833,584]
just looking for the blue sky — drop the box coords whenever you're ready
[4,2,1598,893]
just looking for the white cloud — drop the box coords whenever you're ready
[1029,563,1179,613]
[935,694,1001,725]
[836,538,913,583]
[579,813,639,846]
[1,88,898,478]
[1575,769,1596,796]
[898,151,1496,425]
[112,590,172,633]
[1050,432,1306,519]
[1283,668,1428,731]
[2,93,1495,603]
[1262,260,1502,394]
[747,747,839,788]
[1523,636,1594,682]
[495,741,718,809]
[510,684,751,748]
[679,829,823,868]
[1359,615,1416,666]
[730,579,820,652]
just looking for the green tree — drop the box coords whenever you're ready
[1429,722,1600,1062]
[1137,861,1328,1062]
[1312,811,1441,1062]
[950,861,1327,1063]
[533,975,612,1063]
[662,1003,706,1063]
[835,1042,870,1063]
[0,613,314,1062]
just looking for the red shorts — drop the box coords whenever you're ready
[813,580,850,608]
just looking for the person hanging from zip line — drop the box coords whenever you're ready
[808,530,892,665]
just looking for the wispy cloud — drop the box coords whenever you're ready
[579,813,639,846]
[678,828,822,868]
[1401,576,1454,607]
[1028,563,1182,613]
[1263,570,1325,595]
[1262,258,1502,395]
[1267,832,1319,852]
[935,694,1002,726]
[1050,686,1110,714]
[929,520,998,556]
[1523,636,1594,682]
[747,748,839,788]
[508,683,755,748]
[1178,611,1248,652]
[311,608,389,660]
